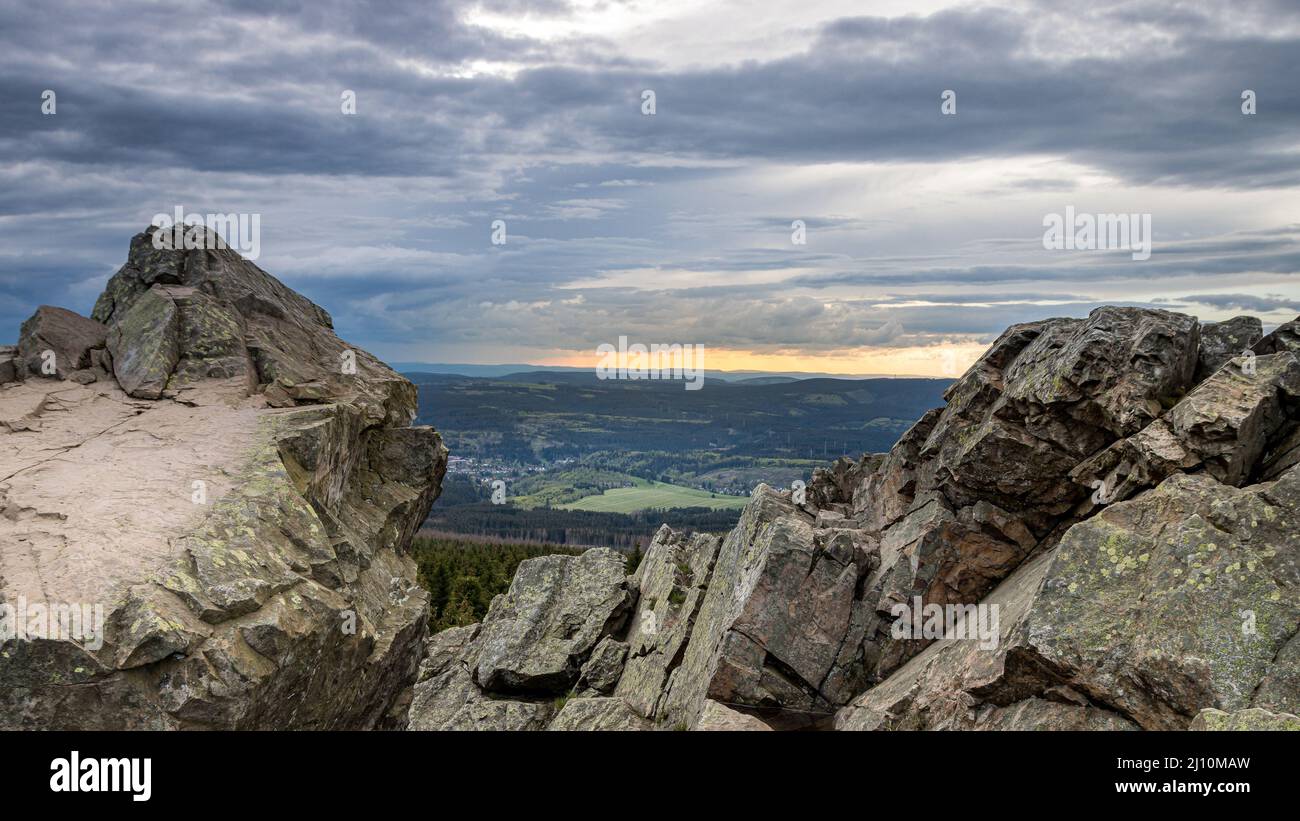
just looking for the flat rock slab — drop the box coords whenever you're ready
[0,379,261,609]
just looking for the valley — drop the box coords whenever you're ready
[410,369,949,547]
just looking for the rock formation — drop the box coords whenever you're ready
[7,234,1296,733]
[408,307,1300,730]
[0,225,446,728]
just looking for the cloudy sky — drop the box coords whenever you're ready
[3,0,1299,376]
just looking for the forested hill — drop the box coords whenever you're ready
[408,371,951,463]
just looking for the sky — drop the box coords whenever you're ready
[2,0,1299,376]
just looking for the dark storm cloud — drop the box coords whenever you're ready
[5,0,1298,183]
[1168,293,1300,314]
[789,236,1300,288]
[2,0,1299,355]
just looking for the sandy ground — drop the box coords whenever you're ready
[0,376,263,608]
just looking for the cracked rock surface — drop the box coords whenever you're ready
[1,227,446,729]
[408,306,1300,731]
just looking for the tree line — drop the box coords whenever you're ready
[412,536,645,632]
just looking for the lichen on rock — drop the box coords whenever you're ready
[0,226,446,729]
[407,305,1300,732]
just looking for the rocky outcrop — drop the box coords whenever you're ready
[16,305,108,380]
[90,225,411,422]
[614,526,720,720]
[0,226,446,729]
[407,549,634,730]
[652,490,879,729]
[1071,352,1300,502]
[0,346,19,385]
[1254,317,1300,357]
[473,549,633,692]
[827,308,1207,682]
[1198,316,1262,380]
[836,464,1300,730]
[408,306,1300,731]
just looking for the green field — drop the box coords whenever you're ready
[558,479,750,512]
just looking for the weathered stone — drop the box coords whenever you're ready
[2,228,446,730]
[17,305,108,379]
[163,285,254,389]
[579,637,629,694]
[1261,424,1300,482]
[92,223,415,424]
[1135,351,1299,485]
[410,666,553,731]
[1072,352,1300,502]
[970,698,1138,730]
[417,623,480,684]
[407,623,556,731]
[825,308,1208,683]
[1,345,20,384]
[838,463,1300,731]
[263,381,295,407]
[1254,315,1300,356]
[396,304,1299,734]
[109,586,206,670]
[615,526,720,718]
[814,509,846,528]
[912,310,1199,515]
[852,409,940,532]
[1189,707,1300,731]
[1251,628,1300,714]
[548,696,652,731]
[107,286,179,399]
[809,455,868,508]
[657,488,879,729]
[696,699,773,731]
[865,493,1035,679]
[1198,316,1263,380]
[1027,469,1300,728]
[473,548,633,694]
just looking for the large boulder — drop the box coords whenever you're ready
[652,488,879,729]
[837,463,1300,731]
[579,637,629,694]
[93,224,411,422]
[16,305,108,379]
[614,526,721,718]
[473,549,633,693]
[1198,316,1263,380]
[1071,352,1300,502]
[106,286,179,399]
[838,308,1204,681]
[1254,316,1300,357]
[0,345,18,384]
[548,697,652,731]
[408,625,556,731]
[579,481,864,719]
[0,227,447,729]
[408,549,636,731]
[696,699,774,731]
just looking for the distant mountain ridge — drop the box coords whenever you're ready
[407,370,952,465]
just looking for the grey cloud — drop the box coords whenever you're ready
[1168,293,1300,314]
[2,0,1299,359]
